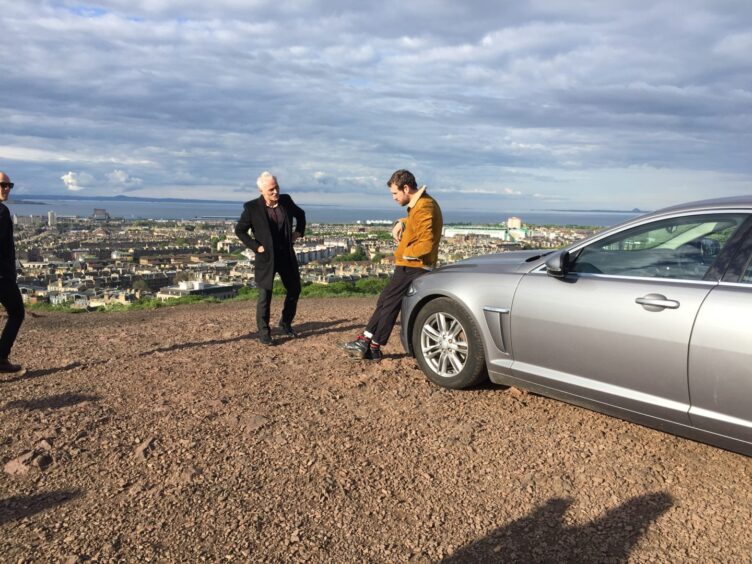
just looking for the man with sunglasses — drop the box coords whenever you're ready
[0,171,25,372]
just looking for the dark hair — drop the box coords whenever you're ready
[387,169,417,191]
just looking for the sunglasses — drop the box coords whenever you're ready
[0,182,13,190]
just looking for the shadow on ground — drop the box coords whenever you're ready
[0,490,82,526]
[4,393,100,411]
[442,492,673,563]
[1,362,84,384]
[138,318,362,356]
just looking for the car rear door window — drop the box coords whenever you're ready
[571,214,747,280]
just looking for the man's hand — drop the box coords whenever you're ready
[391,221,404,243]
[257,245,265,253]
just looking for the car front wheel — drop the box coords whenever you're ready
[412,297,487,389]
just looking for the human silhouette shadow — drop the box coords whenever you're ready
[1,362,84,384]
[285,319,362,338]
[442,492,673,563]
[5,393,99,411]
[0,490,82,526]
[138,318,360,355]
[139,333,254,356]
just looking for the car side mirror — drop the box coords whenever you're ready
[545,251,570,278]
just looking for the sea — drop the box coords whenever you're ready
[6,199,643,227]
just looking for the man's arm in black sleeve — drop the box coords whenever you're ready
[235,207,259,251]
[289,197,306,237]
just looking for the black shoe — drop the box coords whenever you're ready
[278,322,297,338]
[0,358,23,373]
[366,347,383,361]
[343,338,369,359]
[259,331,274,346]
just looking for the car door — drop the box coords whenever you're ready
[509,212,748,424]
[688,224,752,445]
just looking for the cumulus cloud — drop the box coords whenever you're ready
[106,169,143,189]
[60,171,94,191]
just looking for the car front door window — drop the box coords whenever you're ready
[570,214,746,280]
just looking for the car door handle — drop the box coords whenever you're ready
[635,293,680,311]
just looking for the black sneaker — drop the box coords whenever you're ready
[278,322,297,338]
[343,338,369,359]
[366,347,383,361]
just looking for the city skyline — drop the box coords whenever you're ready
[2,1,751,211]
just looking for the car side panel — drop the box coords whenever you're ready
[688,284,752,443]
[509,272,713,423]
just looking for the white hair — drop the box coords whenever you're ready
[256,171,277,190]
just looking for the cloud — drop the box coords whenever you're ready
[106,169,143,189]
[313,171,336,186]
[1,1,750,210]
[61,171,94,191]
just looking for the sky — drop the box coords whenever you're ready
[1,1,750,212]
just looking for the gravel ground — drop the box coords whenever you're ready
[1,297,751,562]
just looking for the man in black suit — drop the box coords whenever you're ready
[0,171,25,372]
[235,171,306,345]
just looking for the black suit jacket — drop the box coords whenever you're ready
[0,203,17,280]
[235,194,306,289]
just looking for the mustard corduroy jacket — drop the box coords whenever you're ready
[394,187,443,269]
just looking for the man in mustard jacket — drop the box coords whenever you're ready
[343,169,442,361]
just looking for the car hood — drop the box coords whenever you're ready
[436,250,550,274]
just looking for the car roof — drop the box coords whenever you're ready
[560,195,752,254]
[653,196,752,216]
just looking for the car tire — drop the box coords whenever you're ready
[412,297,487,389]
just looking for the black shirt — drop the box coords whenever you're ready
[265,202,291,256]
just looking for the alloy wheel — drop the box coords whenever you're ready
[420,312,469,378]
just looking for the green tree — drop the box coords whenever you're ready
[334,247,367,262]
[132,279,150,292]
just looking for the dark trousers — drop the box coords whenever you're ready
[365,266,426,346]
[256,258,301,334]
[0,279,24,360]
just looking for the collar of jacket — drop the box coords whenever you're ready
[407,185,426,209]
[258,195,283,207]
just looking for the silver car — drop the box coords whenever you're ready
[401,196,752,457]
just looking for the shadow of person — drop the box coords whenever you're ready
[280,319,362,338]
[0,490,82,526]
[4,393,100,411]
[1,362,84,384]
[138,318,363,355]
[442,492,673,563]
[139,333,256,356]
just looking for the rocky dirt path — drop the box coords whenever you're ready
[1,298,751,562]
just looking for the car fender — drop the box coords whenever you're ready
[403,271,525,366]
